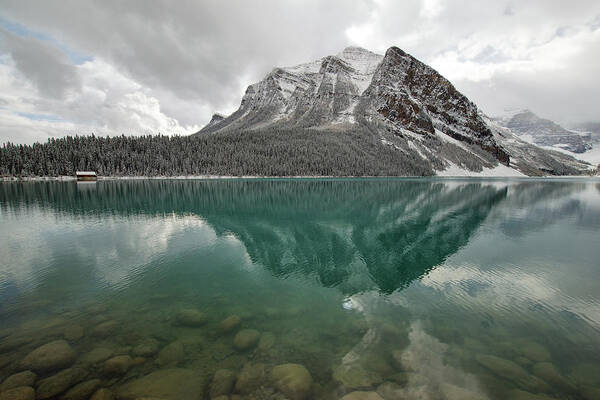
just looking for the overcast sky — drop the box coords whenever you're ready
[0,0,599,144]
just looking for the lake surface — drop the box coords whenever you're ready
[1,179,600,400]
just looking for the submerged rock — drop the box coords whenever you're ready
[156,341,184,367]
[463,337,487,353]
[270,363,313,400]
[579,386,600,400]
[36,367,87,399]
[175,309,207,327]
[117,368,205,400]
[61,379,101,400]
[92,320,118,338]
[113,346,132,356]
[0,371,36,392]
[0,337,33,354]
[532,362,573,391]
[475,354,547,392]
[0,387,35,400]
[234,363,265,394]
[80,348,113,365]
[63,325,84,342]
[133,339,160,357]
[375,382,403,400]
[569,363,600,387]
[0,355,15,370]
[515,340,551,362]
[515,356,533,367]
[390,350,404,370]
[210,369,236,398]
[219,315,241,333]
[21,340,76,372]
[233,329,260,351]
[341,391,384,400]
[89,388,115,400]
[103,355,132,376]
[131,356,146,366]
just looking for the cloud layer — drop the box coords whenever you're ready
[1,0,599,144]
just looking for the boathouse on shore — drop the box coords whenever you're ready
[76,171,97,181]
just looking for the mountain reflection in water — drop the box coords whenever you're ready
[1,179,599,400]
[1,179,512,295]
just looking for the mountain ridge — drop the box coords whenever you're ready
[494,109,592,154]
[196,46,590,176]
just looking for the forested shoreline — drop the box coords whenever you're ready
[0,128,435,177]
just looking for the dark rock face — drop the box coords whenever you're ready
[376,92,435,135]
[365,47,497,152]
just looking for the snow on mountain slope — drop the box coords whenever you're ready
[494,109,592,154]
[196,46,592,176]
[486,117,593,175]
[436,163,525,177]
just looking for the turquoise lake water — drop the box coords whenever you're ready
[0,179,599,400]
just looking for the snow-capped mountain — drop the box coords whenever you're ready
[197,46,591,176]
[494,109,592,154]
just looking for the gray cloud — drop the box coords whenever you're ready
[0,0,372,126]
[0,29,81,99]
[453,33,600,124]
[0,0,599,143]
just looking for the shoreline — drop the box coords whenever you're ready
[1,174,598,182]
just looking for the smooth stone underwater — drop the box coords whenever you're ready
[116,368,205,400]
[21,341,76,373]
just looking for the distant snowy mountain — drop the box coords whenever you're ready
[494,109,592,154]
[197,46,591,176]
[568,122,600,166]
[573,122,600,136]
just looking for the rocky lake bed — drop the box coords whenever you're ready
[2,294,600,400]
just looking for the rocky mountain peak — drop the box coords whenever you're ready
[365,45,507,162]
[339,45,372,54]
[198,45,504,158]
[195,46,590,176]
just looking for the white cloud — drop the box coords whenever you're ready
[0,33,199,144]
[343,0,600,123]
[0,208,251,291]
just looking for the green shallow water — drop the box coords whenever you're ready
[0,178,599,400]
